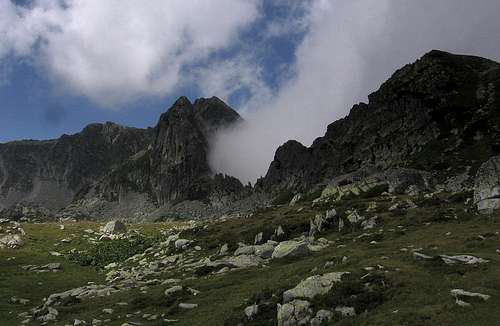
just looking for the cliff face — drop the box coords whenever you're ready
[0,123,153,210]
[260,50,500,192]
[92,96,244,207]
[0,96,243,218]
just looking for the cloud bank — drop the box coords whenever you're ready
[209,0,500,184]
[0,0,260,106]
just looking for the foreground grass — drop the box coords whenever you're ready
[1,195,499,325]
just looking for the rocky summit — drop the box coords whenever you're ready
[1,51,500,325]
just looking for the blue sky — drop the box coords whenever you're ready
[0,1,309,143]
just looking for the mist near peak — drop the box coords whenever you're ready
[209,0,500,184]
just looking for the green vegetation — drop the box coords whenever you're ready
[68,234,161,267]
[1,194,500,325]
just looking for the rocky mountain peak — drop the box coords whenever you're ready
[261,50,500,192]
[91,96,244,212]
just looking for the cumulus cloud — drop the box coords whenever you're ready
[194,56,273,113]
[0,0,261,106]
[209,0,500,184]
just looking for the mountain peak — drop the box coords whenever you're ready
[173,96,192,107]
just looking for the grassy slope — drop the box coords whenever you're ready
[1,194,499,325]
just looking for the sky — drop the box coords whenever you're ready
[1,0,500,183]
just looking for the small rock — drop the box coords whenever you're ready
[254,232,264,245]
[289,193,303,206]
[164,285,183,297]
[178,303,198,309]
[219,243,229,256]
[413,252,433,261]
[174,239,191,250]
[244,304,259,320]
[451,289,490,307]
[440,255,488,265]
[187,287,201,296]
[274,225,285,240]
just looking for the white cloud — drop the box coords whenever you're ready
[194,56,273,113]
[0,0,261,106]
[209,0,500,184]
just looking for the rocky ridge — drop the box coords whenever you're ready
[260,50,500,198]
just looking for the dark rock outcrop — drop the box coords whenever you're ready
[260,50,500,192]
[95,96,244,206]
[0,123,153,211]
[0,96,245,219]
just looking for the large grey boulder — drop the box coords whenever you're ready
[283,272,348,303]
[277,299,312,326]
[272,241,311,259]
[103,220,127,234]
[0,234,24,249]
[474,156,500,212]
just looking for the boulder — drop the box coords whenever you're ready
[289,193,303,206]
[310,309,333,326]
[474,156,500,212]
[219,243,229,256]
[254,232,264,245]
[277,299,312,326]
[272,241,311,259]
[0,234,24,249]
[439,255,489,265]
[283,272,348,303]
[346,210,364,224]
[253,243,276,259]
[178,303,198,309]
[274,225,285,240]
[244,304,259,320]
[361,216,379,230]
[164,285,183,297]
[451,289,490,307]
[174,239,191,250]
[234,245,255,256]
[103,220,127,234]
[309,214,324,237]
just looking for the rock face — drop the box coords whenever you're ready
[474,156,500,212]
[0,96,243,219]
[0,123,152,211]
[92,96,245,210]
[259,50,500,192]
